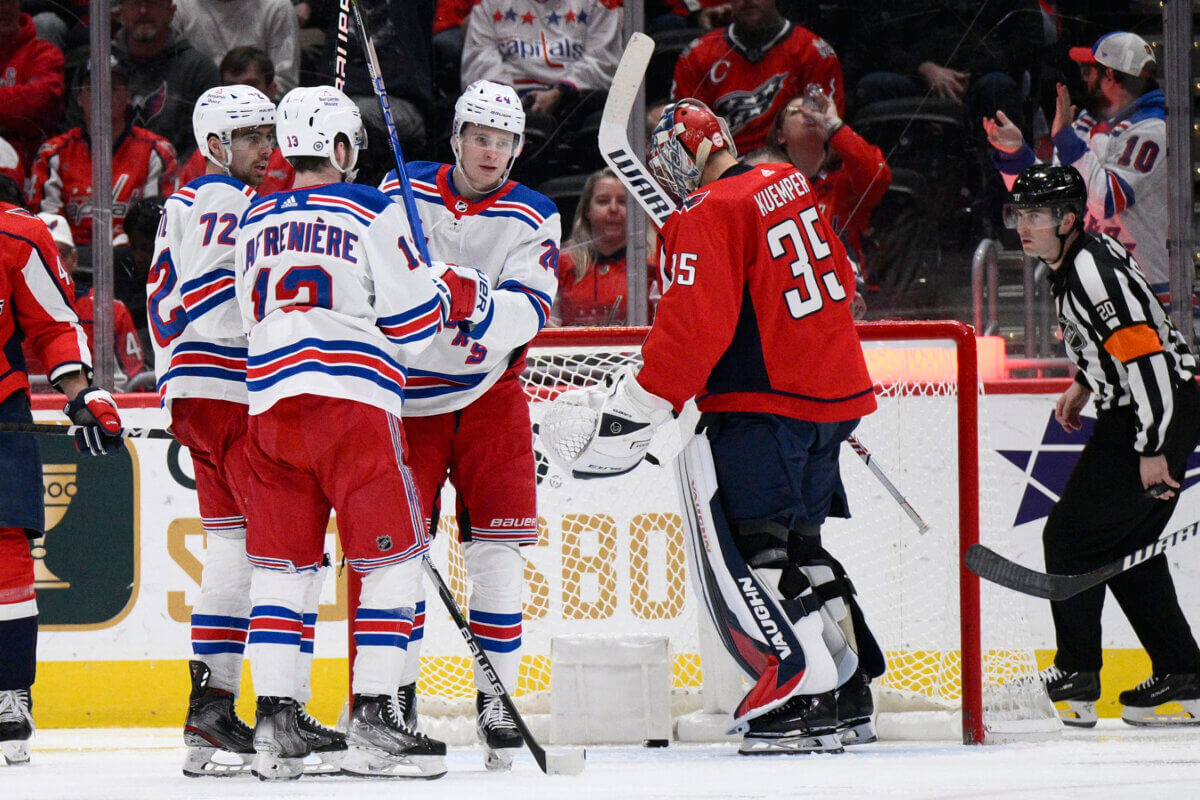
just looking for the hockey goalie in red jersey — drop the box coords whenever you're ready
[544,99,883,755]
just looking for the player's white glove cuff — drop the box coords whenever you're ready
[612,365,674,425]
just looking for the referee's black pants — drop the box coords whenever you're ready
[1043,379,1200,675]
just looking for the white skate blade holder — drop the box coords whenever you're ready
[1121,700,1200,727]
[1,738,31,765]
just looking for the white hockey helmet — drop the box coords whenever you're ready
[452,80,526,180]
[276,86,367,177]
[192,84,276,170]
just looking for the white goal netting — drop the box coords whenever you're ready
[408,323,1059,744]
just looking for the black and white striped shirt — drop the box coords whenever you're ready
[1047,233,1196,455]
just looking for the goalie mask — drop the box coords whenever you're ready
[648,99,737,201]
[452,80,526,190]
[276,86,367,179]
[192,84,276,171]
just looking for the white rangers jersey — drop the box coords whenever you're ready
[149,174,257,411]
[380,161,560,415]
[234,182,445,419]
[994,90,1167,291]
[461,0,623,93]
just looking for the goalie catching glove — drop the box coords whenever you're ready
[64,386,124,456]
[540,365,674,477]
[432,261,494,337]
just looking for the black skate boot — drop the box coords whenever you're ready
[476,691,522,771]
[835,670,877,745]
[342,693,446,779]
[1119,674,1200,727]
[739,691,844,755]
[250,696,310,781]
[394,682,417,730]
[182,660,254,777]
[0,688,33,766]
[1039,665,1101,728]
[293,700,347,775]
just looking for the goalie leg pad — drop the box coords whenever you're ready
[674,437,837,731]
[193,532,253,694]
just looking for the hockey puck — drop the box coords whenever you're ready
[642,739,669,748]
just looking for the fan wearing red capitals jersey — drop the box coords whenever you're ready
[234,86,470,781]
[149,85,346,778]
[379,79,559,772]
[671,0,844,154]
[559,100,883,754]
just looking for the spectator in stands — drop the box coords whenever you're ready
[846,1,1042,133]
[107,0,220,162]
[768,86,890,263]
[433,0,473,96]
[26,0,89,56]
[0,134,23,185]
[461,0,622,184]
[32,212,146,386]
[651,0,731,33]
[117,196,164,357]
[28,60,178,267]
[672,0,843,154]
[321,1,434,186]
[554,168,656,327]
[173,0,301,95]
[175,47,294,193]
[0,0,65,165]
[983,31,1169,301]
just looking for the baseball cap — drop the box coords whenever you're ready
[38,213,75,249]
[1069,31,1155,77]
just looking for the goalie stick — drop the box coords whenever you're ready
[965,518,1200,601]
[0,422,172,440]
[599,35,930,534]
[420,556,586,776]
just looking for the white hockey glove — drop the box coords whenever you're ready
[541,365,674,477]
[432,261,494,336]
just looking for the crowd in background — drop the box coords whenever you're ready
[0,0,1172,387]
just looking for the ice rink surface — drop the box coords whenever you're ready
[4,721,1197,800]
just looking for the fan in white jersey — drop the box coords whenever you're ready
[147,84,348,778]
[233,85,485,781]
[377,79,560,771]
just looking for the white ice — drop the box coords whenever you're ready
[5,721,1197,800]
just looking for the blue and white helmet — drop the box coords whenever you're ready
[276,86,367,177]
[192,84,276,170]
[453,80,526,182]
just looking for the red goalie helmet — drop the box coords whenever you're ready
[648,99,737,201]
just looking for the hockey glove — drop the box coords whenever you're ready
[544,365,674,477]
[432,262,495,338]
[64,387,124,456]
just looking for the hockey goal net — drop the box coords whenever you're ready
[410,321,1059,744]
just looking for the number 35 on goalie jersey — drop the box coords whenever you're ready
[641,164,875,423]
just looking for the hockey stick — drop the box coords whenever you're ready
[344,0,433,265]
[965,519,1200,601]
[420,556,586,776]
[846,436,930,533]
[0,422,172,440]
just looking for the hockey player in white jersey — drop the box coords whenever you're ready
[379,79,559,771]
[149,84,343,777]
[235,85,487,781]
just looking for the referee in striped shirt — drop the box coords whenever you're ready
[1007,164,1200,726]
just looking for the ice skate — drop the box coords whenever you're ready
[394,682,417,730]
[1119,674,1200,727]
[250,696,309,781]
[835,670,877,745]
[738,691,844,755]
[293,700,346,775]
[181,661,254,777]
[0,689,33,766]
[341,693,447,779]
[476,691,522,771]
[1039,665,1101,728]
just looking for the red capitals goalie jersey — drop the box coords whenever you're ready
[638,163,875,423]
[672,21,844,154]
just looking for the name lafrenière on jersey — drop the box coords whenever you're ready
[243,219,360,269]
[753,171,810,216]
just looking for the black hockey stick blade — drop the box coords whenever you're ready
[420,557,585,775]
[0,422,173,440]
[965,518,1200,601]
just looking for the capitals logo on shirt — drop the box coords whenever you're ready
[714,73,787,134]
